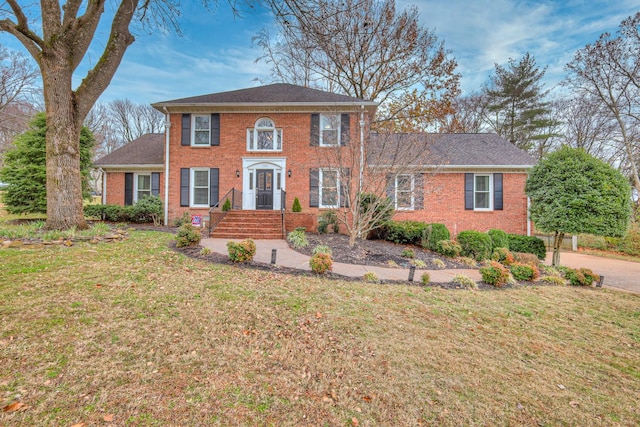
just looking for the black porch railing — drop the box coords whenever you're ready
[208,188,242,234]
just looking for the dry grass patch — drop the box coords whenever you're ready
[1,231,639,426]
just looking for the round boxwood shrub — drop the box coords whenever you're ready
[491,247,515,265]
[508,234,546,260]
[227,239,257,263]
[380,220,429,245]
[427,223,451,251]
[510,262,540,281]
[457,230,493,261]
[479,261,509,287]
[488,229,509,250]
[176,224,202,248]
[564,267,600,286]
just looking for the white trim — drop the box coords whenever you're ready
[134,173,152,203]
[97,164,163,171]
[241,157,286,210]
[190,168,210,208]
[163,110,171,225]
[319,114,340,147]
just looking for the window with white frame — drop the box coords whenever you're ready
[191,168,210,207]
[192,115,211,146]
[395,174,414,210]
[247,118,282,151]
[320,114,340,146]
[135,174,151,202]
[319,169,339,208]
[474,174,492,210]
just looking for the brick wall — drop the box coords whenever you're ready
[104,171,164,206]
[392,172,530,236]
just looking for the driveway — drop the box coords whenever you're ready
[545,251,640,294]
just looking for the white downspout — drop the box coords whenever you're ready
[163,108,171,226]
[98,168,106,204]
[527,196,531,236]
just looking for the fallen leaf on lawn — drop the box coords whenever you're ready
[351,417,360,426]
[316,312,323,319]
[2,401,27,412]
[96,284,102,288]
[569,401,579,407]
[70,423,85,427]
[362,395,372,402]
[557,384,566,390]
[103,414,114,422]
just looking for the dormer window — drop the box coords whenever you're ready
[247,118,282,152]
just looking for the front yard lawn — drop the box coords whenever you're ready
[1,230,639,426]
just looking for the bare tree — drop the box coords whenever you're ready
[0,1,235,230]
[108,98,164,143]
[565,12,640,198]
[258,0,460,127]
[438,92,488,133]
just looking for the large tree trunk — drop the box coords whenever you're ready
[552,230,564,266]
[42,57,87,230]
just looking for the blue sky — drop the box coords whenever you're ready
[1,1,639,106]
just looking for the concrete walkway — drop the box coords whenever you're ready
[201,238,482,283]
[544,251,640,294]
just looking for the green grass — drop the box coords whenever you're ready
[1,219,640,425]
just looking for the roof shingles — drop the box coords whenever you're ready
[94,133,164,167]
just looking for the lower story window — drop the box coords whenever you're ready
[135,174,151,202]
[191,169,210,207]
[474,174,492,210]
[395,174,414,210]
[320,169,339,208]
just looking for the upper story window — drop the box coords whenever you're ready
[320,114,340,146]
[193,115,211,146]
[247,117,282,151]
[395,174,414,210]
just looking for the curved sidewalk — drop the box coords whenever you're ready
[201,238,482,283]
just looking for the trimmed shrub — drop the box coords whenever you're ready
[512,252,540,266]
[175,224,201,248]
[491,247,515,265]
[434,239,462,258]
[318,210,339,234]
[479,261,510,287]
[543,276,567,285]
[173,211,191,227]
[427,223,450,251]
[380,220,428,245]
[200,247,212,256]
[291,197,302,213]
[508,234,546,260]
[510,262,540,281]
[457,230,492,261]
[310,252,332,274]
[227,239,257,263]
[488,229,509,250]
[222,199,231,212]
[564,267,600,286]
[287,227,308,249]
[432,259,446,269]
[421,272,430,285]
[411,259,427,268]
[129,196,163,225]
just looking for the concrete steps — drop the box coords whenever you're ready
[210,210,284,239]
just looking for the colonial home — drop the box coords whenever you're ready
[95,83,535,238]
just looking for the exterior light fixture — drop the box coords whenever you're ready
[236,169,240,178]
[288,169,292,177]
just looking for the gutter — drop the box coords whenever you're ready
[163,108,171,226]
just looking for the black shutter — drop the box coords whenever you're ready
[415,173,424,210]
[124,173,133,206]
[181,114,191,146]
[386,174,394,201]
[340,168,350,208]
[151,172,160,197]
[340,114,350,146]
[494,173,503,210]
[465,173,474,210]
[309,168,319,207]
[310,114,319,146]
[210,113,220,146]
[210,168,219,207]
[180,168,190,207]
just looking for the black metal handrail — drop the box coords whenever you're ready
[280,189,286,239]
[208,188,243,233]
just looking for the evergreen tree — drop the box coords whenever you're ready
[525,146,631,266]
[483,53,559,152]
[0,113,94,214]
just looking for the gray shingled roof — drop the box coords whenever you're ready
[94,133,164,167]
[369,133,536,168]
[153,83,377,107]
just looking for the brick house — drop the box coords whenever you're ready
[95,83,535,237]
